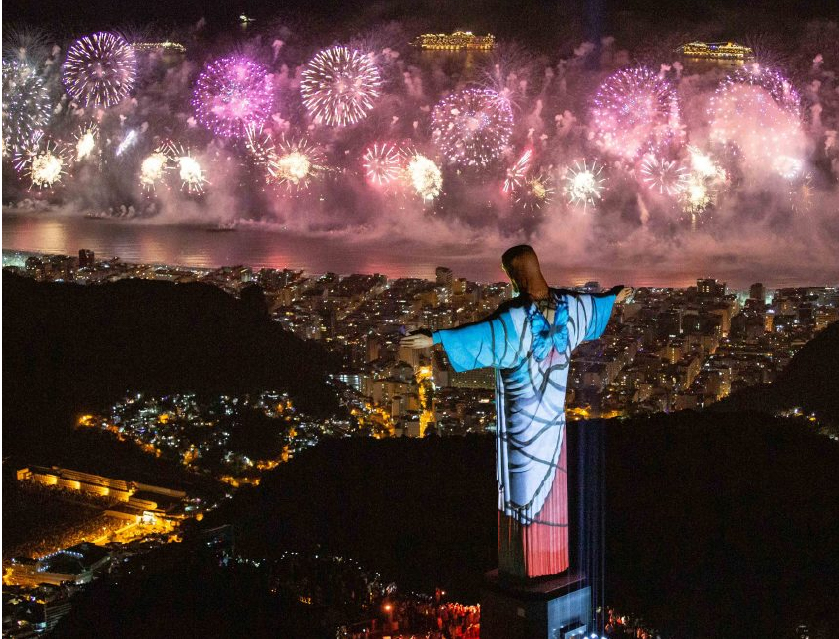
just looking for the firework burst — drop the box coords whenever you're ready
[192,56,274,138]
[244,125,276,167]
[639,154,688,196]
[681,176,711,215]
[431,88,514,167]
[2,27,52,66]
[14,138,68,189]
[301,46,382,127]
[503,149,532,193]
[515,171,554,211]
[714,63,800,117]
[590,67,680,160]
[74,124,98,161]
[363,142,403,187]
[564,160,605,210]
[161,144,206,194]
[268,136,326,191]
[679,146,726,218]
[2,60,51,156]
[139,150,170,191]
[63,32,137,107]
[406,153,442,201]
[708,64,804,177]
[687,145,725,182]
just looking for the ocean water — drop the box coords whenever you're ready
[2,211,833,289]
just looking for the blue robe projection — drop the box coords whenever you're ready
[432,288,617,578]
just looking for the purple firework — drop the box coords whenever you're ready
[192,56,274,138]
[590,67,680,160]
[63,32,137,107]
[713,63,800,118]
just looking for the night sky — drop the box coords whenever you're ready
[4,0,837,44]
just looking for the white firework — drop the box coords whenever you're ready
[639,155,688,196]
[75,124,98,161]
[406,153,442,201]
[300,46,382,127]
[139,150,169,191]
[564,160,605,209]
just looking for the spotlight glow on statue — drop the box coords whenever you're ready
[2,60,51,156]
[363,142,403,187]
[431,88,514,167]
[300,46,382,127]
[590,67,680,160]
[63,32,137,107]
[401,245,632,580]
[406,153,442,201]
[192,56,274,138]
[564,160,605,210]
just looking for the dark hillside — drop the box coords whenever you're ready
[714,320,839,419]
[204,412,839,637]
[2,271,339,462]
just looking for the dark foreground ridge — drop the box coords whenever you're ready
[2,271,339,464]
[54,413,839,638]
[714,320,839,419]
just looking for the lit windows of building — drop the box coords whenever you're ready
[412,31,496,50]
[676,41,753,61]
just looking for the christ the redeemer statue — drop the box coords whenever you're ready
[402,245,632,580]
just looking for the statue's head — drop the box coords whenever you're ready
[501,244,544,295]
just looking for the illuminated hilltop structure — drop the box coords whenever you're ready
[677,41,754,61]
[412,30,496,51]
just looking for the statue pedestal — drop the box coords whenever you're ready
[480,570,591,639]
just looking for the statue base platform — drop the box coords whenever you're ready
[480,569,591,639]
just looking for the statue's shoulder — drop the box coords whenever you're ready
[495,296,531,316]
[550,287,580,302]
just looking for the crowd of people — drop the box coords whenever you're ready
[373,596,480,639]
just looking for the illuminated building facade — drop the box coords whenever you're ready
[412,31,496,51]
[16,466,186,516]
[677,41,754,61]
[132,41,186,53]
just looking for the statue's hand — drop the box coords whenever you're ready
[615,286,635,304]
[401,331,434,349]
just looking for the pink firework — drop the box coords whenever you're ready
[362,142,403,186]
[590,67,680,160]
[503,149,532,193]
[708,64,804,176]
[192,56,274,138]
[63,32,137,107]
[713,63,800,118]
[432,88,514,167]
